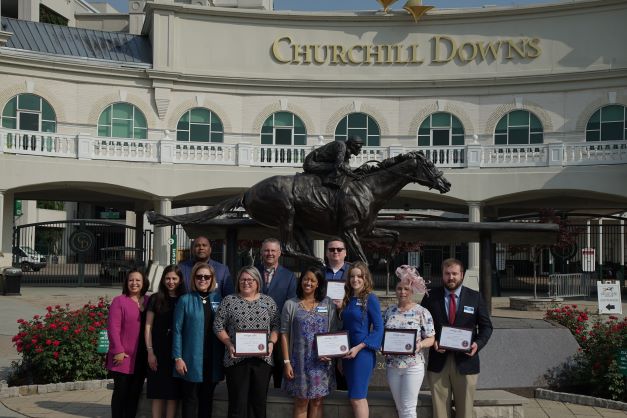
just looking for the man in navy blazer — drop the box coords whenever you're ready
[178,236,234,297]
[256,237,297,388]
[420,258,493,418]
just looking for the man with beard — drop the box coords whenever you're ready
[420,258,493,418]
[178,236,234,297]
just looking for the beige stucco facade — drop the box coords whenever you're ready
[0,0,626,267]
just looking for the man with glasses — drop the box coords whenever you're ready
[178,236,234,297]
[324,237,351,390]
[255,237,297,388]
[324,238,351,283]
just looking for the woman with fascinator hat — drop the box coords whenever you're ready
[383,265,436,418]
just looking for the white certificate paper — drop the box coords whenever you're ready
[316,332,350,358]
[235,330,268,356]
[382,329,417,355]
[326,281,345,300]
[439,326,473,352]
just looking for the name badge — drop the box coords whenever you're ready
[259,302,268,309]
[403,312,415,317]
[463,306,475,314]
[355,300,363,306]
[211,301,220,311]
[316,306,328,314]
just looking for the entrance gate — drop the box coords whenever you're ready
[13,220,152,286]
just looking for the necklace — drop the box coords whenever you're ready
[299,299,317,311]
[199,295,209,304]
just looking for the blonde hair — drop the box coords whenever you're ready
[190,262,217,292]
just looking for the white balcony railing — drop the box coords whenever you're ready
[1,128,626,169]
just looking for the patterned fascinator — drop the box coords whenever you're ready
[395,265,428,295]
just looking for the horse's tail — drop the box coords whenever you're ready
[146,195,243,226]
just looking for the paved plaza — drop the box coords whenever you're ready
[1,287,626,418]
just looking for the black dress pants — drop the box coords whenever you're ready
[110,371,145,418]
[180,379,217,418]
[225,358,272,418]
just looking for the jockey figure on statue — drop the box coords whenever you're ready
[303,136,365,189]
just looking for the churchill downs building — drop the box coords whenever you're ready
[0,0,625,290]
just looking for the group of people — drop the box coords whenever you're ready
[106,236,492,418]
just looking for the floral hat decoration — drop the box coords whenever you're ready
[395,264,428,295]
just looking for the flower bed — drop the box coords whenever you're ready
[544,304,627,401]
[9,297,110,385]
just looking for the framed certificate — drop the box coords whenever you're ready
[439,326,473,352]
[234,330,269,357]
[315,331,350,358]
[326,281,345,300]
[381,329,417,355]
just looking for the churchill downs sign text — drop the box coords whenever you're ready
[271,35,541,65]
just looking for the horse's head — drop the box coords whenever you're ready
[408,151,451,194]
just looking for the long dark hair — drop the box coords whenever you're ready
[295,267,326,302]
[153,265,185,313]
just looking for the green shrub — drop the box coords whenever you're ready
[9,297,110,385]
[544,304,627,401]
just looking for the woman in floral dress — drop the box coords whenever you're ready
[280,267,337,418]
[384,265,435,418]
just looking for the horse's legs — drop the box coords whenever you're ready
[365,227,400,253]
[343,229,368,263]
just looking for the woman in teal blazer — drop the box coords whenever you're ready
[172,262,225,418]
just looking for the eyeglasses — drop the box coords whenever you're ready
[195,274,213,281]
[327,247,345,253]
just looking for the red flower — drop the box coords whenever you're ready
[49,323,57,329]
[62,326,69,332]
[53,351,59,359]
[52,340,60,346]
[33,315,40,320]
[46,339,52,345]
[46,306,52,312]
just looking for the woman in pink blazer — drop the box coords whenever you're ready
[107,269,150,418]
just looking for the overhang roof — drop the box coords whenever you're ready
[0,17,151,65]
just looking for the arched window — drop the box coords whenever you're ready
[260,112,306,145]
[335,112,380,146]
[586,105,627,141]
[418,112,464,146]
[176,108,223,142]
[494,110,543,145]
[2,94,56,132]
[97,103,147,139]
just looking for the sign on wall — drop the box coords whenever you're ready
[582,248,596,272]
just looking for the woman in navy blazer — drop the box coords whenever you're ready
[172,262,225,418]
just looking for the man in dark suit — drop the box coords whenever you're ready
[420,258,493,418]
[256,237,297,388]
[178,235,234,297]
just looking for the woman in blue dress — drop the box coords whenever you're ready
[340,261,384,418]
[280,267,337,418]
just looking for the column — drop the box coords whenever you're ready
[465,201,482,291]
[0,191,13,268]
[152,198,172,266]
[312,240,325,260]
[598,218,604,274]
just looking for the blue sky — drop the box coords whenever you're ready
[96,0,555,14]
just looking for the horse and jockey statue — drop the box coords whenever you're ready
[148,136,451,264]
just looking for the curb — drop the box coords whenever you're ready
[0,379,112,399]
[535,388,627,411]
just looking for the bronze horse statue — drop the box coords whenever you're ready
[148,151,451,263]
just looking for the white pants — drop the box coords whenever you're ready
[386,363,425,418]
